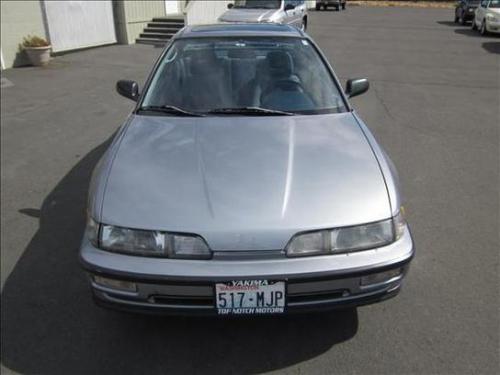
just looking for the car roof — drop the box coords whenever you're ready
[175,23,306,39]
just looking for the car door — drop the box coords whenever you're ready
[283,0,300,26]
[477,0,488,23]
[295,0,307,26]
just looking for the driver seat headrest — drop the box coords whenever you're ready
[267,51,294,78]
[187,48,220,76]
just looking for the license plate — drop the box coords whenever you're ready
[215,280,285,315]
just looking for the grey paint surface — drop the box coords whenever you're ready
[98,113,391,251]
[1,7,498,375]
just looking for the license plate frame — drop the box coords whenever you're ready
[215,280,286,315]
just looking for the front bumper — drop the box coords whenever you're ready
[464,10,476,20]
[486,19,500,33]
[80,225,415,315]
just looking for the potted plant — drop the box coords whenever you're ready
[22,35,51,67]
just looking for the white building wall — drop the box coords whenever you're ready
[165,0,181,15]
[185,0,233,25]
[44,1,116,53]
[0,0,48,68]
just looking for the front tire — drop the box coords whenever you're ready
[301,18,307,32]
[480,20,488,35]
[335,5,340,11]
[316,3,321,11]
[471,17,478,30]
[342,2,346,10]
[454,10,459,23]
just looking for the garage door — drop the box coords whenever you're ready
[44,1,116,53]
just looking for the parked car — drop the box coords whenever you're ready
[80,23,415,316]
[316,0,347,11]
[472,0,500,34]
[454,0,480,24]
[219,0,308,31]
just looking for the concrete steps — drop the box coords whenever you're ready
[136,16,185,46]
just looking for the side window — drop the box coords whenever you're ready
[481,0,488,7]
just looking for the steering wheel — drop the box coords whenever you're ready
[261,77,304,100]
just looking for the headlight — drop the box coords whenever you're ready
[393,210,406,241]
[286,212,407,257]
[86,216,99,247]
[168,233,212,259]
[101,225,166,256]
[98,224,211,259]
[332,219,395,252]
[486,14,498,22]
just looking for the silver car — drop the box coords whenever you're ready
[219,0,308,31]
[80,23,414,316]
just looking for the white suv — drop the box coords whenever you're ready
[219,0,309,31]
[472,0,500,34]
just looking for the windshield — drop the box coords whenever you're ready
[142,37,346,115]
[234,0,282,9]
[489,0,500,7]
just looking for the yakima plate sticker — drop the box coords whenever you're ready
[215,280,285,315]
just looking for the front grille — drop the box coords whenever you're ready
[150,290,348,308]
[287,290,347,305]
[150,295,214,308]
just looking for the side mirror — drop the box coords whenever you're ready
[345,78,369,98]
[116,80,139,101]
[227,3,234,9]
[284,3,295,11]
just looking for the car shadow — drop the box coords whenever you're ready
[436,20,479,36]
[436,20,460,27]
[1,138,358,374]
[437,20,500,44]
[482,42,500,53]
[455,28,483,37]
[436,20,476,30]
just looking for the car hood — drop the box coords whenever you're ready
[218,8,278,23]
[488,8,500,15]
[101,113,391,251]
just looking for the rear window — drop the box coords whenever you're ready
[234,0,282,9]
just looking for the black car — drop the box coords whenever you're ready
[315,0,346,11]
[454,0,480,24]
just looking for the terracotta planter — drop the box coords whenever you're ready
[24,45,51,66]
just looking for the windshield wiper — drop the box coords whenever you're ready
[207,107,295,116]
[137,105,204,117]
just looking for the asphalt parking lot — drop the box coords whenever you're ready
[1,6,499,375]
